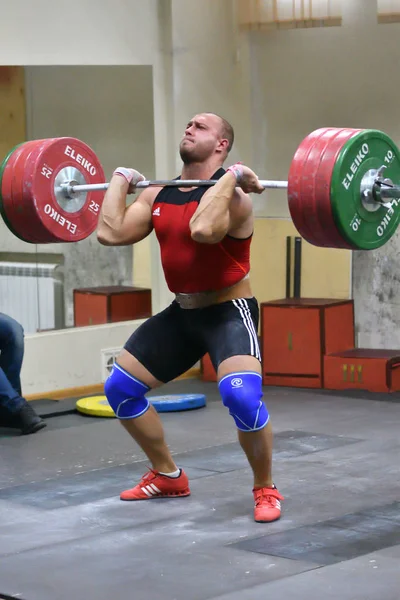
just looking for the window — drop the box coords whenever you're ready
[237,0,342,31]
[377,0,400,23]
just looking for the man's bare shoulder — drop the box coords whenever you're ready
[135,186,164,207]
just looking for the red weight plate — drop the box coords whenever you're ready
[299,128,345,247]
[288,128,336,244]
[18,139,75,243]
[315,129,365,249]
[21,138,105,243]
[16,141,62,243]
[12,139,62,243]
[9,140,46,243]
[1,141,43,243]
[297,128,343,246]
[301,128,360,249]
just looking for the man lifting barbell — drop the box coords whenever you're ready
[97,112,284,523]
[0,117,399,519]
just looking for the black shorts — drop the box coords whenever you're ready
[124,297,261,383]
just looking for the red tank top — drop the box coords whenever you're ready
[151,168,252,293]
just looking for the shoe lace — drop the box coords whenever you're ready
[139,468,158,485]
[254,487,283,507]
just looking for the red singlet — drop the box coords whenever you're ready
[151,168,251,293]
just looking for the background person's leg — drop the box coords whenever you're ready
[0,313,46,434]
[0,366,25,413]
[0,312,24,396]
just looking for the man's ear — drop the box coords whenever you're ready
[216,138,230,154]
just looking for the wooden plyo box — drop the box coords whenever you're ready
[260,298,355,388]
[324,349,400,393]
[73,286,151,326]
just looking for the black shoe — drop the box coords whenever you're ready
[0,401,47,435]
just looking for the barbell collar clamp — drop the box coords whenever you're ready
[371,170,400,208]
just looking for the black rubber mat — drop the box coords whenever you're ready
[176,431,360,471]
[0,430,361,509]
[231,501,400,566]
[29,398,78,417]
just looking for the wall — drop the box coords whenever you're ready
[0,67,26,160]
[22,319,146,396]
[245,0,400,347]
[251,220,350,305]
[0,0,159,66]
[170,0,253,171]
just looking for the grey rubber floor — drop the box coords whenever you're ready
[0,379,399,600]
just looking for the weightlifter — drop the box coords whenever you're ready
[97,112,284,523]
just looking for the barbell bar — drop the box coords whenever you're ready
[0,127,400,248]
[58,179,290,195]
[59,170,396,206]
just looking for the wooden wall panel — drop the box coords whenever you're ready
[0,66,26,161]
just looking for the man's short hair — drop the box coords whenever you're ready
[206,113,235,153]
[218,116,234,153]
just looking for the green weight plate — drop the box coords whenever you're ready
[330,129,400,250]
[0,145,20,189]
[0,143,29,242]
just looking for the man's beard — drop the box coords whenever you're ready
[179,139,209,164]
[179,145,197,164]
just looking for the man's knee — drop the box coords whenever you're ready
[218,371,269,432]
[104,362,150,419]
[0,313,24,345]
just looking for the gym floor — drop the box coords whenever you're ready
[0,379,399,600]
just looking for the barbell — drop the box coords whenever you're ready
[0,127,399,248]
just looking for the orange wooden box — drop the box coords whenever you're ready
[201,335,263,383]
[324,349,400,393]
[201,353,217,382]
[260,298,355,388]
[73,286,152,327]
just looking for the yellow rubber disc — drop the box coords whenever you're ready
[76,393,207,418]
[75,395,115,418]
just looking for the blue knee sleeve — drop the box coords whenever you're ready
[218,372,269,432]
[104,363,150,419]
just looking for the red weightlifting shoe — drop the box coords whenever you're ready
[120,468,191,501]
[253,486,284,523]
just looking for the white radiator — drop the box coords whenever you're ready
[0,261,65,334]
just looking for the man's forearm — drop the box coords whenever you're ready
[97,176,129,236]
[189,172,237,243]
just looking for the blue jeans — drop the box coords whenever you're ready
[0,313,25,413]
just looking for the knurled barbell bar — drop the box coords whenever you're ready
[0,127,399,248]
[58,179,289,194]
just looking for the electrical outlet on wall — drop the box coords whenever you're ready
[100,347,122,382]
